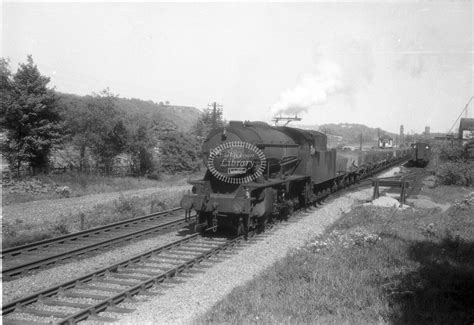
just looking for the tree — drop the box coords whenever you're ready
[58,93,91,170]
[2,55,62,173]
[84,90,128,174]
[192,107,224,140]
[158,131,201,173]
[62,89,129,175]
[0,58,13,131]
[125,114,157,176]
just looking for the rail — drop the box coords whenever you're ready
[2,233,244,324]
[2,208,192,279]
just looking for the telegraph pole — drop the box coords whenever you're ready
[208,102,223,128]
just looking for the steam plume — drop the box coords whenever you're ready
[271,60,344,116]
[271,41,374,117]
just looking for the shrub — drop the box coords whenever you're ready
[147,171,161,180]
[114,194,143,216]
[158,131,201,173]
[438,143,467,162]
[436,161,474,186]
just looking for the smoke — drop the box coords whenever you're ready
[271,60,344,115]
[271,41,374,117]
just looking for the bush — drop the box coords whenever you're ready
[438,143,467,162]
[114,194,143,216]
[146,171,161,180]
[158,131,201,173]
[436,161,474,186]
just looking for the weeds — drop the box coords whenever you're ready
[436,161,474,186]
[201,202,474,324]
[2,191,180,249]
[2,171,202,206]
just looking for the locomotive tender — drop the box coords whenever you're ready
[181,121,411,235]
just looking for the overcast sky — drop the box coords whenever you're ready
[2,1,472,133]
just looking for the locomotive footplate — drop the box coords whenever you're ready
[182,193,252,216]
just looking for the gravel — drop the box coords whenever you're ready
[3,185,377,323]
[114,188,374,324]
[2,230,194,304]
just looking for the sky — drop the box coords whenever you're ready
[1,1,473,133]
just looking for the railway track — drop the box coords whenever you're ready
[1,158,414,323]
[2,233,245,324]
[400,168,430,198]
[1,208,191,280]
[337,157,411,192]
[1,158,408,282]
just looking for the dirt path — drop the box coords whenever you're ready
[1,185,192,226]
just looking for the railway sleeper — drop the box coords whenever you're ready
[172,247,212,253]
[163,250,201,258]
[98,278,140,286]
[140,261,177,269]
[15,306,71,319]
[64,291,111,300]
[148,255,191,262]
[39,298,92,309]
[119,267,164,276]
[4,319,52,325]
[86,314,118,322]
[110,273,150,281]
[78,284,125,293]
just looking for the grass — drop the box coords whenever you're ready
[1,180,189,248]
[2,171,202,206]
[200,188,474,324]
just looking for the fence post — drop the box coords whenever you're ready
[400,182,406,205]
[372,179,379,200]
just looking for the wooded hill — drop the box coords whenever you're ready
[295,123,398,148]
[319,123,397,148]
[58,93,201,133]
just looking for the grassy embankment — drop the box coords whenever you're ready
[201,185,474,324]
[2,172,201,248]
[2,173,190,206]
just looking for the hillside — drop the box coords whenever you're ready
[295,123,397,148]
[320,123,397,148]
[58,93,201,133]
[114,98,201,132]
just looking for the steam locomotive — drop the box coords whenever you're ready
[180,121,411,235]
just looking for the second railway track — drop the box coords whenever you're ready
[2,233,244,324]
[1,207,192,280]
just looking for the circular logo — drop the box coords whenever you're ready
[208,141,266,184]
